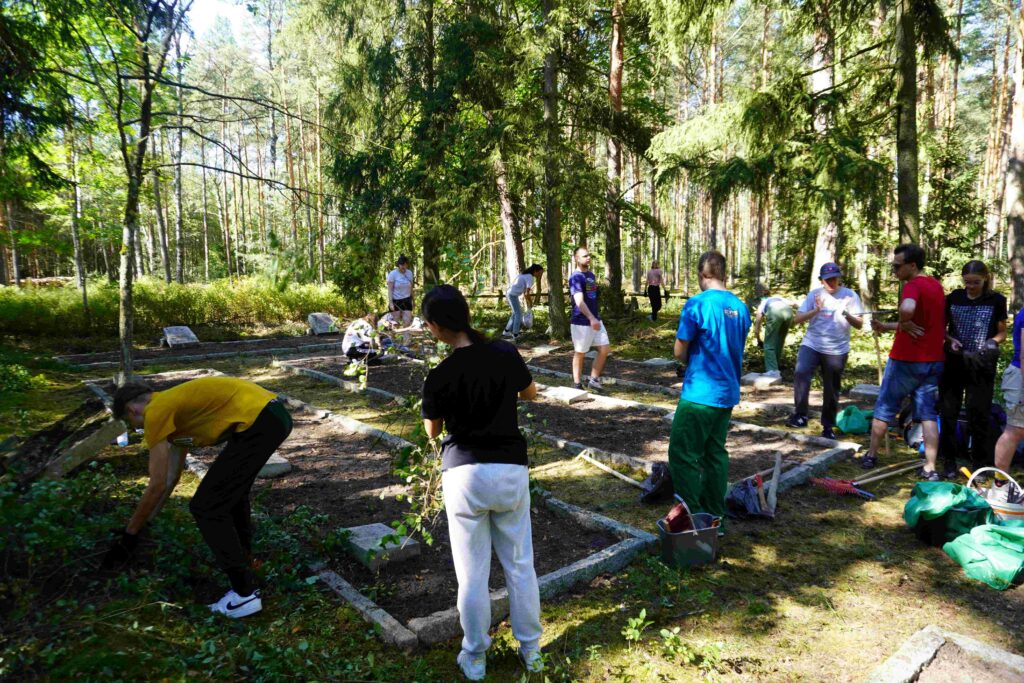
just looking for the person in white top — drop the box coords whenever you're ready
[504,263,544,339]
[386,255,415,326]
[786,262,864,439]
[342,313,380,362]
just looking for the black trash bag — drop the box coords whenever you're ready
[726,479,773,519]
[638,462,674,503]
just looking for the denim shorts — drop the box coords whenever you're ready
[873,359,944,424]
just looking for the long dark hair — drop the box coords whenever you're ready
[522,263,544,276]
[962,259,992,296]
[421,285,488,345]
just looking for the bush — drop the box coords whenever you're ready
[0,277,364,338]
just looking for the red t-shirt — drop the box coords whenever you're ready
[890,275,946,362]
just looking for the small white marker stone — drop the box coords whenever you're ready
[543,386,590,404]
[307,313,338,335]
[258,453,292,478]
[642,358,676,366]
[531,344,560,355]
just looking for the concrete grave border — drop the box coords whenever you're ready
[864,624,1024,683]
[59,340,346,370]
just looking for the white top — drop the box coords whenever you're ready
[342,319,374,354]
[798,286,863,355]
[387,268,414,300]
[507,273,535,297]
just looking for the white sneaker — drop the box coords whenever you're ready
[456,650,486,681]
[519,646,544,673]
[208,589,262,618]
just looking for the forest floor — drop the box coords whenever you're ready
[2,302,1023,681]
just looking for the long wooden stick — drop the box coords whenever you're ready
[576,452,645,489]
[854,462,922,486]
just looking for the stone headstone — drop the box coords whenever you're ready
[642,358,676,367]
[585,350,597,360]
[543,385,590,404]
[850,383,881,403]
[308,313,338,335]
[343,522,421,570]
[162,326,200,348]
[258,453,292,478]
[531,344,560,355]
[741,372,781,390]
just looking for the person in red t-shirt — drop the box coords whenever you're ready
[863,244,946,477]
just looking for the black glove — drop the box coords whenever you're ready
[965,340,999,374]
[101,529,139,569]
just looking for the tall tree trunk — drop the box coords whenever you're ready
[542,0,567,338]
[895,0,920,243]
[809,8,838,289]
[151,167,172,283]
[173,36,185,283]
[419,0,441,287]
[316,83,325,284]
[604,0,624,313]
[4,201,18,286]
[1005,6,1024,308]
[493,137,524,285]
[66,131,90,322]
[946,0,964,128]
[200,140,210,281]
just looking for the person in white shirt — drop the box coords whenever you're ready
[786,262,864,439]
[504,263,544,339]
[342,313,380,362]
[386,255,415,326]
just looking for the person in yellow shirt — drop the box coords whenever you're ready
[106,377,292,618]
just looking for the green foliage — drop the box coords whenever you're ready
[0,277,358,338]
[620,608,653,650]
[388,394,445,548]
[0,363,44,394]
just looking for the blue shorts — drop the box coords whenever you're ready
[873,359,944,424]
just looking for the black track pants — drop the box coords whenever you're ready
[189,400,292,576]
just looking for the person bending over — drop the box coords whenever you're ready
[107,376,293,618]
[504,263,544,340]
[420,285,543,680]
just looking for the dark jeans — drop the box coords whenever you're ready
[938,353,996,470]
[190,400,293,583]
[793,345,848,428]
[646,285,662,320]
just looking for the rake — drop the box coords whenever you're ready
[810,458,923,499]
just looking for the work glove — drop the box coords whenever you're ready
[100,529,139,570]
[964,340,1000,374]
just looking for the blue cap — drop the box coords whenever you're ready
[819,262,842,279]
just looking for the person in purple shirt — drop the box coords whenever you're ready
[569,246,611,392]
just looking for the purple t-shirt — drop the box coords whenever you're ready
[1012,308,1024,368]
[569,270,600,326]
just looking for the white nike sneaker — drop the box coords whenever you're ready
[209,589,262,618]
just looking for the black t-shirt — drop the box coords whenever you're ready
[421,340,533,470]
[945,289,1007,353]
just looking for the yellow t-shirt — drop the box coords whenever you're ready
[143,377,277,448]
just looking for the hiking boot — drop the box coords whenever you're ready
[572,382,584,390]
[209,589,262,618]
[918,468,940,483]
[519,647,544,673]
[941,468,959,481]
[587,376,603,392]
[860,453,878,470]
[821,426,837,440]
[786,414,808,429]
[457,651,486,681]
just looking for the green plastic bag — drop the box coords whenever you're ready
[904,482,993,545]
[943,524,1024,590]
[836,406,872,435]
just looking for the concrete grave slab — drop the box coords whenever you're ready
[161,326,199,348]
[850,383,881,402]
[307,312,338,335]
[343,522,421,570]
[642,358,676,366]
[542,385,590,404]
[585,350,597,359]
[741,372,781,389]
[531,344,560,355]
[257,453,292,478]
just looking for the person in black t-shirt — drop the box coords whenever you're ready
[419,285,543,680]
[938,260,1007,477]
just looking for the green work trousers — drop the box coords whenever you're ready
[763,306,793,373]
[667,399,733,520]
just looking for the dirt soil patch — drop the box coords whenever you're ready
[524,395,823,480]
[915,642,1022,682]
[189,415,616,623]
[288,358,427,399]
[58,335,343,365]
[525,351,680,388]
